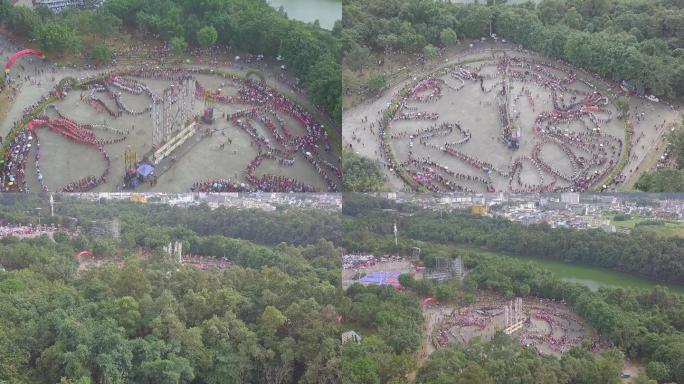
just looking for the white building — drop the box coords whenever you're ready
[33,0,84,13]
[561,192,580,205]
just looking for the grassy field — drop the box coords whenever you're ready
[453,245,684,294]
[610,216,684,237]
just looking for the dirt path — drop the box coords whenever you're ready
[622,359,642,383]
[623,127,669,189]
[0,88,12,130]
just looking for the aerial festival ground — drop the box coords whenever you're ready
[344,43,680,192]
[0,41,341,193]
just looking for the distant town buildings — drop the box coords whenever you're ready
[64,192,342,211]
[561,192,580,205]
[370,192,684,234]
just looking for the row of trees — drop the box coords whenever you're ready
[0,1,119,61]
[635,168,684,192]
[0,199,342,384]
[404,212,684,284]
[0,194,342,246]
[0,0,341,124]
[341,195,684,285]
[342,0,684,99]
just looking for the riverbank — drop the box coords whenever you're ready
[454,245,684,294]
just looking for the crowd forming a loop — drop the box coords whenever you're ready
[2,67,339,192]
[372,54,626,193]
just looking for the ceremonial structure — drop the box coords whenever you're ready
[503,297,525,335]
[152,78,195,148]
[430,294,598,357]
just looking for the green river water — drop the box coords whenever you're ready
[509,254,684,294]
[457,246,684,294]
[268,0,341,30]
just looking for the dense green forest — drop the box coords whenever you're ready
[341,284,421,384]
[342,0,684,100]
[0,196,341,384]
[0,0,341,123]
[342,194,684,285]
[415,333,627,384]
[0,194,342,246]
[342,194,684,383]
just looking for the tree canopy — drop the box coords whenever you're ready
[342,151,387,192]
[0,0,342,124]
[0,196,342,384]
[342,0,684,99]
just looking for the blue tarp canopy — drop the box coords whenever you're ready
[137,163,154,178]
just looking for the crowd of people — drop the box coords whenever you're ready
[508,156,555,193]
[519,307,590,355]
[188,75,340,191]
[190,178,252,192]
[430,297,594,357]
[409,78,443,102]
[433,307,491,349]
[108,75,157,115]
[2,127,32,191]
[395,111,440,121]
[342,254,380,270]
[0,224,61,239]
[26,103,125,192]
[402,157,493,192]
[1,62,339,192]
[245,153,316,192]
[27,116,112,192]
[1,85,59,192]
[377,53,626,193]
[221,80,339,191]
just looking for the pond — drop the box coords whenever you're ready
[509,254,684,294]
[268,0,341,30]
